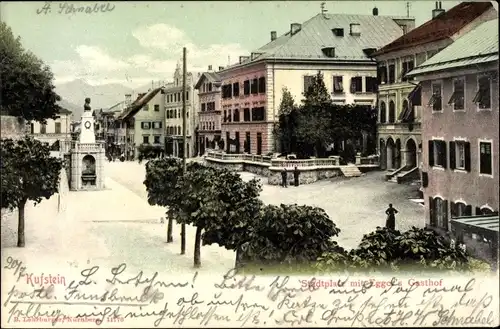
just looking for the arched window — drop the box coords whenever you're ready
[480,206,494,215]
[401,100,409,119]
[388,100,396,123]
[177,126,181,135]
[379,102,386,123]
[454,202,467,217]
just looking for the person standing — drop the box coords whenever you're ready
[293,166,300,187]
[281,168,288,188]
[385,204,399,230]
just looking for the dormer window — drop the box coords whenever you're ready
[332,28,344,37]
[350,23,361,36]
[322,47,335,58]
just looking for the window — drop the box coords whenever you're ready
[243,108,251,122]
[233,109,240,122]
[251,78,258,94]
[251,107,265,121]
[154,104,160,112]
[233,82,240,96]
[350,77,362,93]
[379,102,386,123]
[153,122,162,129]
[207,102,215,111]
[349,23,360,36]
[186,91,189,101]
[474,75,491,109]
[245,132,251,153]
[143,104,149,111]
[378,65,387,84]
[30,123,34,134]
[177,126,181,135]
[365,77,377,93]
[429,140,447,168]
[208,83,212,92]
[450,141,470,171]
[332,28,344,37]
[222,84,232,98]
[223,110,227,122]
[388,64,395,83]
[429,82,442,112]
[258,77,266,93]
[480,207,494,215]
[226,109,232,122]
[154,135,161,144]
[479,141,492,175]
[449,78,465,110]
[388,101,395,123]
[400,61,408,81]
[40,124,47,134]
[243,80,250,95]
[333,76,344,93]
[304,75,314,93]
[143,136,150,144]
[451,202,471,218]
[201,103,206,112]
[55,122,61,134]
[430,197,448,229]
[142,122,151,129]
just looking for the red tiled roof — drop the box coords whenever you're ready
[374,2,493,56]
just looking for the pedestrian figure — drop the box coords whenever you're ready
[293,166,300,187]
[281,168,288,188]
[385,203,398,230]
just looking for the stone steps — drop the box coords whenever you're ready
[340,165,362,177]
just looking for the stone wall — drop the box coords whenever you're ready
[268,167,342,185]
[1,115,26,139]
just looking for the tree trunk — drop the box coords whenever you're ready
[167,218,173,243]
[194,226,202,268]
[180,223,186,255]
[17,199,27,247]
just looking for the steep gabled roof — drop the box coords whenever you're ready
[374,2,493,56]
[222,13,405,72]
[117,88,162,120]
[408,19,498,77]
[194,71,221,90]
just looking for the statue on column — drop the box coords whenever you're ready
[84,98,92,112]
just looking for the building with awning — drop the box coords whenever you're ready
[451,214,499,264]
[372,1,496,184]
[407,17,498,241]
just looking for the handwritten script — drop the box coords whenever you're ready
[2,257,498,327]
[36,2,115,15]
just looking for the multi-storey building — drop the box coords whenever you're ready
[28,107,72,150]
[163,65,198,157]
[217,9,412,155]
[373,2,496,176]
[117,87,165,160]
[407,18,498,236]
[194,66,222,155]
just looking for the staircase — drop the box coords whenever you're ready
[388,166,419,183]
[340,164,363,177]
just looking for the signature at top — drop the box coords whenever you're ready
[36,2,115,15]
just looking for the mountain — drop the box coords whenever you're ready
[55,79,134,111]
[57,98,82,120]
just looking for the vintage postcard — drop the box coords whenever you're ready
[1,1,499,327]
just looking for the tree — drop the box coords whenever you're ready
[275,88,298,154]
[302,71,332,106]
[1,22,62,123]
[1,137,63,247]
[144,158,183,243]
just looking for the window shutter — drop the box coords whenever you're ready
[429,197,435,227]
[449,141,456,169]
[422,172,428,188]
[465,205,472,216]
[443,200,448,229]
[450,202,456,218]
[428,140,434,166]
[441,141,447,169]
[475,207,481,215]
[464,142,471,172]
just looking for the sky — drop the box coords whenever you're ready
[2,1,477,88]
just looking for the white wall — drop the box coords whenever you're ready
[268,63,378,121]
[31,114,71,134]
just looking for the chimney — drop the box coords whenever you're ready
[372,7,378,16]
[271,31,277,41]
[290,23,301,35]
[208,65,213,71]
[125,94,132,106]
[432,1,445,19]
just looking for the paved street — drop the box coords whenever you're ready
[1,160,424,276]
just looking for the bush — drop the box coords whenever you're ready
[138,144,162,162]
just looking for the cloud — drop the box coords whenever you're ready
[52,23,249,86]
